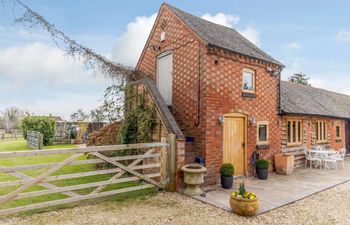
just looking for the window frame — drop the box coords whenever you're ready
[287,119,303,146]
[242,68,256,94]
[316,121,328,143]
[257,121,268,145]
[335,121,341,140]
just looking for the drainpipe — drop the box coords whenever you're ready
[194,41,201,127]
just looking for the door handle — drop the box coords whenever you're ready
[242,143,245,148]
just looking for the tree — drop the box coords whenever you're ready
[1,107,25,130]
[89,108,105,123]
[288,73,311,86]
[70,109,89,122]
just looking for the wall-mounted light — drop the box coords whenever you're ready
[249,117,256,125]
[149,45,160,51]
[218,115,224,124]
[214,56,220,64]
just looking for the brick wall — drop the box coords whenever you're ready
[137,4,283,185]
[202,49,282,183]
[137,5,207,166]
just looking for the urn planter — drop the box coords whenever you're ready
[275,154,294,175]
[181,164,207,196]
[230,194,260,216]
[230,182,259,216]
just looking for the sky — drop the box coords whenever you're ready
[1,0,350,119]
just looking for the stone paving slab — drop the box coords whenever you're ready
[194,158,350,214]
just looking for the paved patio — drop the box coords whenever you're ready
[194,157,350,214]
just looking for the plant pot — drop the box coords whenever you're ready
[230,195,260,216]
[181,164,207,196]
[256,168,268,180]
[221,175,233,189]
[275,154,294,175]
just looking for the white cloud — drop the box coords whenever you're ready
[112,13,157,67]
[0,42,107,88]
[336,30,350,43]
[201,13,240,28]
[240,26,260,46]
[286,42,300,50]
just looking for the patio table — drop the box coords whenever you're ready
[310,150,338,170]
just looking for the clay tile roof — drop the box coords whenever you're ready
[164,3,283,66]
[281,81,350,119]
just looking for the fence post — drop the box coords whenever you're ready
[160,137,168,189]
[39,133,44,150]
[167,133,176,192]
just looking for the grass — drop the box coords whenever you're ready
[0,139,156,216]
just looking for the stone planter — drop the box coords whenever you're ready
[275,154,294,175]
[230,195,260,216]
[181,164,206,196]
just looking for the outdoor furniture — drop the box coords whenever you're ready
[330,148,346,169]
[304,149,322,168]
[310,149,341,171]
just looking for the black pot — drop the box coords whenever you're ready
[256,168,268,180]
[221,175,233,189]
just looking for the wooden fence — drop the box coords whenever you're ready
[0,130,23,140]
[27,131,43,150]
[0,135,175,215]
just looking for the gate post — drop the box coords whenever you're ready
[167,133,176,192]
[160,137,168,189]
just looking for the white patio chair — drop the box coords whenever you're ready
[323,156,338,171]
[332,148,346,169]
[304,149,322,169]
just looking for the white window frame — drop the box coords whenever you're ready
[242,68,255,93]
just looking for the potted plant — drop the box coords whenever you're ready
[230,182,259,216]
[219,163,234,189]
[256,158,269,180]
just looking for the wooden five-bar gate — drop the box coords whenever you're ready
[0,134,176,215]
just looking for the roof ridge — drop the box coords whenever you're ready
[281,80,350,98]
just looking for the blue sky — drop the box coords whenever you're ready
[1,0,350,119]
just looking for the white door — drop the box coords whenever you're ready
[156,52,173,106]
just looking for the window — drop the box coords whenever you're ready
[335,122,341,140]
[242,68,255,93]
[257,121,268,145]
[287,119,302,145]
[316,121,327,143]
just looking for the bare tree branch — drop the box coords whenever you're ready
[12,0,142,81]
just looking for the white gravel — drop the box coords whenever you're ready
[2,181,350,225]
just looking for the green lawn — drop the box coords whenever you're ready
[0,139,77,152]
[0,139,156,216]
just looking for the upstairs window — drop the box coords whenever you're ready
[242,68,255,93]
[316,121,327,143]
[287,119,302,145]
[257,121,268,145]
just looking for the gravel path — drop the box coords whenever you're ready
[2,181,350,225]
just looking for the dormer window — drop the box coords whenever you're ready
[242,68,255,93]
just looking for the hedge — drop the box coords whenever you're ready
[22,116,56,146]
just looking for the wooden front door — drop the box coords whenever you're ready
[223,115,246,176]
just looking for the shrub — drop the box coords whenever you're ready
[256,158,269,169]
[22,116,56,146]
[219,163,234,176]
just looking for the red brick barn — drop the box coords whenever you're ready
[136,3,349,186]
[137,3,283,184]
